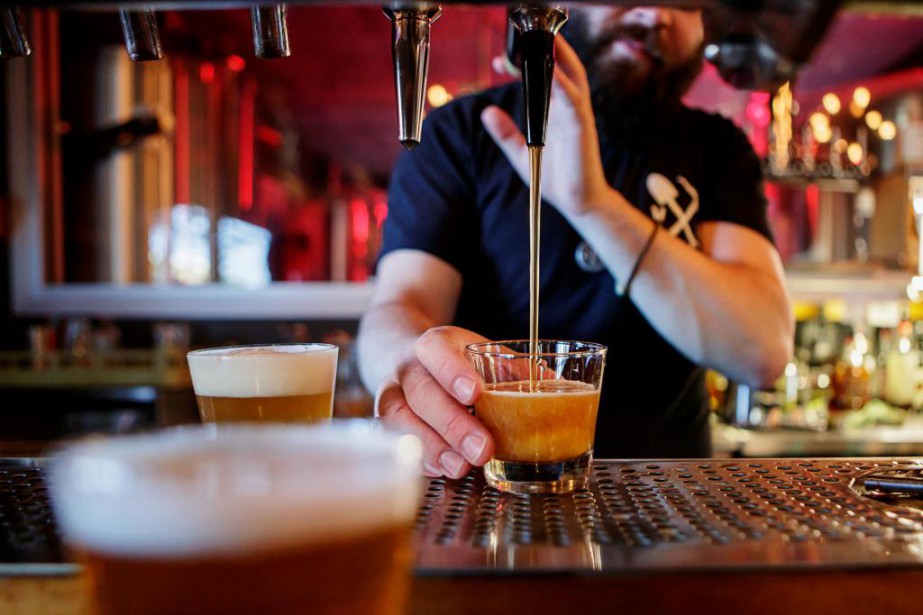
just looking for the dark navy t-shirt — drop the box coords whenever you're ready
[380,83,771,459]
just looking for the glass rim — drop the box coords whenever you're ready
[187,342,338,358]
[47,422,417,474]
[465,339,607,359]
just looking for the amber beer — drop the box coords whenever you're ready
[187,343,338,423]
[476,379,600,462]
[49,424,423,615]
[467,340,606,494]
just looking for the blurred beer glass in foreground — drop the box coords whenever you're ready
[187,343,338,423]
[467,340,606,494]
[49,423,423,615]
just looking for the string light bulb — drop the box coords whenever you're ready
[879,121,897,141]
[847,142,864,165]
[853,87,871,110]
[426,84,452,108]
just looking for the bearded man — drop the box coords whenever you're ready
[357,6,793,475]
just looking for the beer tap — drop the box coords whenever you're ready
[509,4,567,148]
[0,7,31,59]
[119,8,163,61]
[383,4,442,149]
[251,4,291,59]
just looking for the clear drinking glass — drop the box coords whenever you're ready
[187,343,338,423]
[48,423,423,615]
[466,340,607,494]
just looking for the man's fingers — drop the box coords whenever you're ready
[376,381,474,479]
[553,36,588,87]
[412,328,495,466]
[481,105,529,181]
[415,327,486,405]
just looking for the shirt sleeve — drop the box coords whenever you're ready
[377,101,477,274]
[696,113,774,242]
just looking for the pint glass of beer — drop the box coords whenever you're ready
[187,343,338,423]
[49,423,423,615]
[466,340,607,494]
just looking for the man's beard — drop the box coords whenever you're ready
[562,13,704,144]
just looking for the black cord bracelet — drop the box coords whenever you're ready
[617,217,660,298]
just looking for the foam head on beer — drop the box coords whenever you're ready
[49,424,422,615]
[50,424,419,555]
[187,343,339,423]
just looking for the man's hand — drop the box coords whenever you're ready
[480,36,613,218]
[376,326,495,479]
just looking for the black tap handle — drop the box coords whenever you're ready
[520,29,555,147]
[509,5,567,148]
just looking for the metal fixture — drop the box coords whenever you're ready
[509,4,568,148]
[0,7,30,59]
[251,4,291,59]
[384,4,442,149]
[119,8,163,61]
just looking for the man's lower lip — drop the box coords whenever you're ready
[611,39,650,61]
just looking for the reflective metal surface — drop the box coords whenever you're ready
[414,459,923,572]
[384,4,441,148]
[0,459,75,575]
[5,457,923,576]
[118,8,163,61]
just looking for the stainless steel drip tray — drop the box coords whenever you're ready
[4,457,923,577]
[413,459,923,574]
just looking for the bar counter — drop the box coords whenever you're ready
[4,457,923,614]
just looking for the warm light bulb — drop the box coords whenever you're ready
[865,110,883,131]
[847,142,864,165]
[814,124,833,144]
[822,93,841,115]
[853,87,871,110]
[879,121,897,141]
[809,112,829,130]
[833,138,848,154]
[427,84,452,108]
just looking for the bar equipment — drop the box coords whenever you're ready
[0,7,30,58]
[118,8,163,61]
[508,4,567,149]
[4,1,844,147]
[8,457,923,579]
[384,4,442,149]
[250,4,291,58]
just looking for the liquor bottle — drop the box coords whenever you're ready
[885,320,917,408]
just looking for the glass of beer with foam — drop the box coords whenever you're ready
[187,343,338,423]
[49,423,423,615]
[466,340,607,494]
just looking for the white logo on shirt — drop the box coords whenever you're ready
[646,173,700,248]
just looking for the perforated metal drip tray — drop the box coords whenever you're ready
[4,458,923,576]
[0,458,75,575]
[413,459,923,574]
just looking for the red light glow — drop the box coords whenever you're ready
[227,55,246,73]
[199,62,215,84]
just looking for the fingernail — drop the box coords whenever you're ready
[423,461,443,476]
[462,433,486,463]
[439,450,465,477]
[453,377,475,403]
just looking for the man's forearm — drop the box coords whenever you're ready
[569,189,793,388]
[356,301,436,395]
